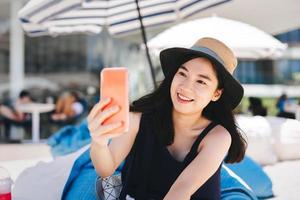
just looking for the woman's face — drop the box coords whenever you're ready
[170,57,223,115]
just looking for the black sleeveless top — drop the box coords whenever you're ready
[120,113,221,200]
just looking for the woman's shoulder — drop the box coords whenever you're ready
[210,122,231,137]
[129,111,155,122]
[129,111,142,121]
[212,124,231,139]
[129,111,143,135]
[201,123,231,149]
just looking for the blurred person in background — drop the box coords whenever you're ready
[248,97,267,116]
[51,91,84,123]
[0,90,33,140]
[276,94,287,114]
[276,93,295,119]
[0,90,33,121]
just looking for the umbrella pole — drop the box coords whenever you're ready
[135,0,157,89]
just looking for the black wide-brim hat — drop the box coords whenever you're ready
[159,37,244,109]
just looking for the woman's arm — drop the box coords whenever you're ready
[0,104,19,120]
[164,125,232,200]
[89,99,141,177]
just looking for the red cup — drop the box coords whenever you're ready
[0,167,12,200]
[0,193,11,200]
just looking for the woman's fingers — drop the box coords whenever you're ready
[90,121,123,139]
[94,105,120,125]
[88,105,120,132]
[87,97,111,122]
[87,97,124,144]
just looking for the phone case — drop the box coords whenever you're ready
[100,67,129,134]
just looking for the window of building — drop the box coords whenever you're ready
[25,34,87,73]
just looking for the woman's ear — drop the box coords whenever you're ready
[212,89,223,102]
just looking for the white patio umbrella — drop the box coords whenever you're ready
[186,0,300,35]
[18,0,231,88]
[147,16,287,59]
[19,0,231,36]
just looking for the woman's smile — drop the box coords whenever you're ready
[177,93,194,104]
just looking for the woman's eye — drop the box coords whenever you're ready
[197,80,206,85]
[178,71,186,76]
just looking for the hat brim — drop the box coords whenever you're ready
[159,47,244,109]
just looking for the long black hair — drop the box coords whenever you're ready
[130,57,247,163]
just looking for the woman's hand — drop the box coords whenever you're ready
[88,97,123,147]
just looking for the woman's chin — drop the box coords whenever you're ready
[172,101,204,116]
[173,104,194,115]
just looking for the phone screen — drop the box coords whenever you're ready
[100,67,129,134]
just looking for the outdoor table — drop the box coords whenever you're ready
[17,103,55,143]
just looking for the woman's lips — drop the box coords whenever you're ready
[177,93,194,104]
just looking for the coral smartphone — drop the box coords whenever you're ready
[100,67,129,134]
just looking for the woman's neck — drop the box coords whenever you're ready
[172,109,210,134]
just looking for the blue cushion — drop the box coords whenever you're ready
[225,156,274,199]
[64,165,97,200]
[221,165,258,200]
[47,119,91,157]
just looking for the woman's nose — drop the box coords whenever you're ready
[181,78,194,90]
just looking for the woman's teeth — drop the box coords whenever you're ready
[178,93,193,101]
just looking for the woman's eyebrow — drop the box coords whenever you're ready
[198,74,212,81]
[179,65,188,71]
[179,65,212,81]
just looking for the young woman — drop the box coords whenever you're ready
[88,37,247,200]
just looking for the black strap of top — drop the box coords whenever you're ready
[184,122,218,165]
[191,122,218,153]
